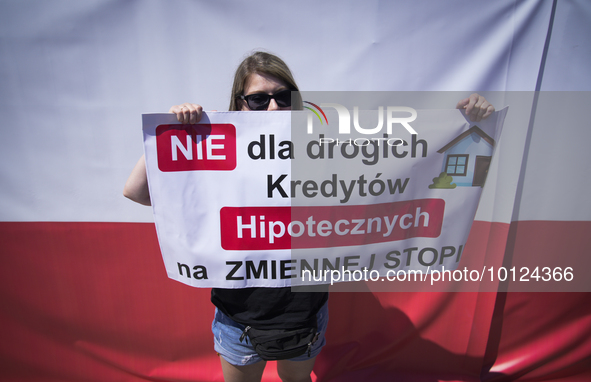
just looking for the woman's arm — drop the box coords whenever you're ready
[123,155,151,206]
[123,103,204,206]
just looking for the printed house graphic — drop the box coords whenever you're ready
[434,126,495,188]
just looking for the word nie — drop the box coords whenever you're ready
[156,124,236,171]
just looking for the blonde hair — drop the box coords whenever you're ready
[229,51,302,111]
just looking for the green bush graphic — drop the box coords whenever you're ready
[429,172,456,189]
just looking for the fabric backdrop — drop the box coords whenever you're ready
[1,0,590,381]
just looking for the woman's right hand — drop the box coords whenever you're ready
[169,103,203,124]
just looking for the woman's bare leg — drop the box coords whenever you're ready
[276,357,316,382]
[219,355,267,382]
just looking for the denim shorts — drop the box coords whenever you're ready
[212,301,329,366]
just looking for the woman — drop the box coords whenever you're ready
[123,51,494,382]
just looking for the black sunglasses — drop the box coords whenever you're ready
[239,89,292,110]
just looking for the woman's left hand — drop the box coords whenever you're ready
[456,93,495,122]
[169,103,203,124]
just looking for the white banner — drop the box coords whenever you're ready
[144,107,507,288]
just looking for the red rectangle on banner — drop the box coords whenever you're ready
[156,124,236,171]
[220,199,444,250]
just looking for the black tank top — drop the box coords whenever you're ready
[211,287,328,329]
